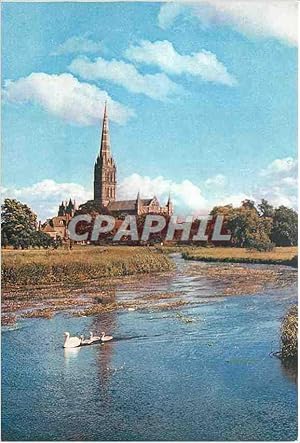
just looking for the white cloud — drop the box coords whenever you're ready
[281,177,297,189]
[52,35,103,56]
[69,56,182,101]
[118,173,208,213]
[158,1,297,47]
[1,175,209,220]
[258,156,297,209]
[125,40,236,86]
[259,186,297,209]
[1,179,93,220]
[205,174,227,188]
[2,165,297,223]
[2,72,134,125]
[214,192,255,208]
[260,156,297,177]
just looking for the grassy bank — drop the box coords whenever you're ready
[2,246,173,287]
[281,305,298,361]
[182,247,297,267]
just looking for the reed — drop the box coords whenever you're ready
[281,305,298,361]
[2,246,173,287]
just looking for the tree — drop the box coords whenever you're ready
[271,206,298,246]
[1,199,37,248]
[241,199,257,211]
[1,231,9,248]
[31,231,54,249]
[210,201,273,250]
[76,200,111,215]
[227,206,272,249]
[258,199,274,218]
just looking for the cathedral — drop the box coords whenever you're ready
[93,103,173,217]
[42,103,173,240]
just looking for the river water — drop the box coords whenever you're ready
[2,255,297,441]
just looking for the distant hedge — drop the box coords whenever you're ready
[182,253,298,268]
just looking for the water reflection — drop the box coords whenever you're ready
[63,347,81,365]
[281,359,298,384]
[92,311,117,393]
[2,257,298,441]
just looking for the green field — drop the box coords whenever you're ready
[182,246,297,266]
[2,246,173,287]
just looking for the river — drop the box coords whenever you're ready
[2,255,297,441]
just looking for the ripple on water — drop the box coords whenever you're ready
[1,257,297,441]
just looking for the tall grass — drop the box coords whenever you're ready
[281,305,298,361]
[2,246,173,287]
[182,247,297,267]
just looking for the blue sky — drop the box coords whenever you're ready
[2,1,297,219]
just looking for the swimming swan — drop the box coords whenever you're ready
[89,331,101,343]
[80,334,92,345]
[101,332,113,342]
[63,332,81,348]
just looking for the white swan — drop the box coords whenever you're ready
[80,334,92,345]
[63,332,81,348]
[89,331,101,343]
[101,331,113,342]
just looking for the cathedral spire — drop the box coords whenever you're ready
[94,101,117,205]
[167,192,171,204]
[100,101,111,158]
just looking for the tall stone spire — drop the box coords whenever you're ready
[166,192,173,216]
[100,101,111,158]
[94,102,117,205]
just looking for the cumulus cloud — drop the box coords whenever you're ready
[118,173,208,213]
[259,186,297,209]
[260,156,297,177]
[69,56,181,101]
[213,192,255,208]
[258,156,297,209]
[2,159,297,221]
[1,175,210,220]
[2,72,134,125]
[158,1,297,47]
[52,35,103,56]
[1,180,93,220]
[125,40,236,86]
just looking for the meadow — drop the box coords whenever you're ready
[2,246,173,287]
[182,246,297,267]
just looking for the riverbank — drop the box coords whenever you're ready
[2,251,297,326]
[2,246,173,287]
[281,305,298,361]
[182,246,297,267]
[2,259,297,441]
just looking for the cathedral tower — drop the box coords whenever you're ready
[94,103,117,206]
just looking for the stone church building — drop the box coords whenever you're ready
[41,103,173,239]
[93,103,173,217]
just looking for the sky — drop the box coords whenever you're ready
[2,1,298,219]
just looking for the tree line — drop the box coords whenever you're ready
[1,197,298,250]
[209,199,297,250]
